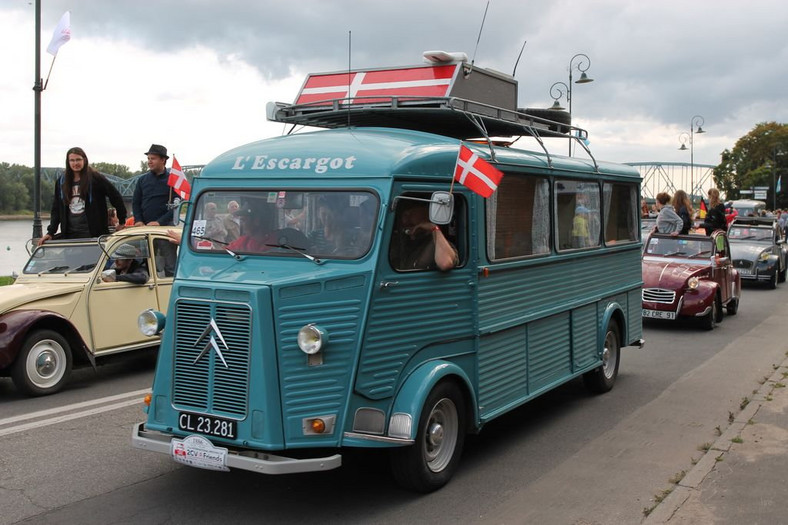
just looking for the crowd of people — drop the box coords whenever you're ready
[643,187,785,237]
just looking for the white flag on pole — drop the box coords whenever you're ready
[46,11,71,56]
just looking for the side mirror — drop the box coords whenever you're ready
[429,191,454,225]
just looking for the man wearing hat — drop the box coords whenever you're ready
[101,243,149,284]
[132,144,175,227]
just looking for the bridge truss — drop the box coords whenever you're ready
[626,162,717,201]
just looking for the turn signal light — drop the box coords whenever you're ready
[311,419,326,434]
[143,393,152,407]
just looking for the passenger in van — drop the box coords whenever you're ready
[226,203,278,253]
[101,243,149,284]
[389,199,458,271]
[223,201,241,243]
[203,202,227,242]
[572,205,592,247]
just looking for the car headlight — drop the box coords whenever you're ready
[138,309,166,336]
[297,323,328,354]
[687,276,699,289]
[759,251,770,262]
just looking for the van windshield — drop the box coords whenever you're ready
[188,190,378,259]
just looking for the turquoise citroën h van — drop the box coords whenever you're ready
[132,56,644,492]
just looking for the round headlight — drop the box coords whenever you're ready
[297,324,328,355]
[687,276,699,289]
[759,251,770,262]
[138,309,166,336]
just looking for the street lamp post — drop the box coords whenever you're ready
[567,53,594,156]
[678,115,706,200]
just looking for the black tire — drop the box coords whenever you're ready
[713,293,724,323]
[768,271,778,289]
[726,297,739,315]
[700,298,718,331]
[520,107,572,134]
[12,329,72,396]
[390,382,466,493]
[583,322,620,394]
[779,264,786,283]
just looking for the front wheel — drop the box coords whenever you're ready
[390,382,466,493]
[583,322,620,394]
[768,271,778,290]
[12,329,72,396]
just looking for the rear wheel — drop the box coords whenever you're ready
[12,330,72,396]
[390,382,466,493]
[583,322,620,394]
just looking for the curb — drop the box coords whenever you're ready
[643,355,788,524]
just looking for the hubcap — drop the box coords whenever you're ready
[35,351,57,378]
[423,398,458,472]
[26,339,66,389]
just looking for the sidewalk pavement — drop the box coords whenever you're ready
[644,353,788,524]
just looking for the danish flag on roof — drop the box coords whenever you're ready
[454,145,503,198]
[295,64,460,105]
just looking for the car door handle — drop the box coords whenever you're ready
[379,280,399,289]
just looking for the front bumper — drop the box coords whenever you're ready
[131,422,342,475]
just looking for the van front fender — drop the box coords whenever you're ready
[390,360,476,440]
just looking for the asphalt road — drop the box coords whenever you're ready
[2,284,786,525]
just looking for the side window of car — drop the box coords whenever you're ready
[153,238,178,278]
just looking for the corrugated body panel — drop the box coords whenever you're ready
[477,326,527,415]
[478,250,641,331]
[172,299,252,418]
[528,313,571,392]
[357,271,475,399]
[572,304,598,371]
[274,276,367,442]
[628,288,643,343]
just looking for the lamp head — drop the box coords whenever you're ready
[550,99,565,110]
[679,144,688,151]
[575,72,594,84]
[695,126,706,134]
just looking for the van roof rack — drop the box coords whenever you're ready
[266,61,597,168]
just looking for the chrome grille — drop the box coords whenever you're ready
[642,288,676,304]
[172,299,252,418]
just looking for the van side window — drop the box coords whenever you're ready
[153,238,177,277]
[487,174,550,260]
[556,180,601,251]
[603,182,639,244]
[389,193,463,271]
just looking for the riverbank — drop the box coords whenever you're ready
[0,214,48,220]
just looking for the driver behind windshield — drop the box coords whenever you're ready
[226,202,279,253]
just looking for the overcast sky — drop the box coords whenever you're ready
[2,0,786,173]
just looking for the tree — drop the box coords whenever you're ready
[714,122,788,208]
[92,162,133,179]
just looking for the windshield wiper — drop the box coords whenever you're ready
[191,234,244,259]
[663,251,686,257]
[688,250,712,259]
[265,243,323,264]
[38,265,70,275]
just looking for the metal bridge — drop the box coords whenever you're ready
[39,166,205,199]
[626,162,717,201]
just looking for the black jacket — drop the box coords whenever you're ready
[703,203,727,235]
[47,173,127,237]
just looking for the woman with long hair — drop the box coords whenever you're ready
[702,188,727,235]
[672,189,694,234]
[39,147,127,245]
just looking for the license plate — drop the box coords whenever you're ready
[642,309,676,320]
[171,434,230,471]
[178,411,237,439]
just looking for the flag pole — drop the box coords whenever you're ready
[43,55,57,91]
[32,0,43,240]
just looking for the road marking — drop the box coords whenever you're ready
[0,388,149,437]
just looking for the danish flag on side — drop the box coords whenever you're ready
[168,156,191,201]
[453,145,503,198]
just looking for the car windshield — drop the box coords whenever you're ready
[645,236,713,258]
[23,243,103,274]
[189,190,379,260]
[728,226,773,242]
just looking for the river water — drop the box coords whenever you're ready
[0,219,37,276]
